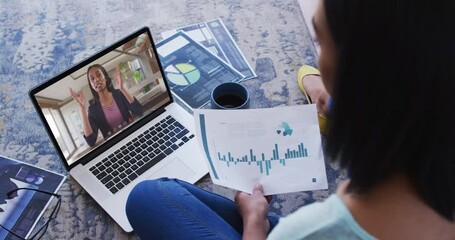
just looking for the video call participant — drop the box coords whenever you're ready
[70,64,143,147]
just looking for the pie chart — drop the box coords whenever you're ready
[165,63,201,86]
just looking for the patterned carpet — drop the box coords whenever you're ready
[0,0,346,239]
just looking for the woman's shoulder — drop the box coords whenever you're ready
[267,194,376,240]
[111,88,128,102]
[111,88,122,96]
[87,99,102,116]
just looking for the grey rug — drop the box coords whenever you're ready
[0,0,346,239]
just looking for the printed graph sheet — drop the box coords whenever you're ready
[194,105,328,195]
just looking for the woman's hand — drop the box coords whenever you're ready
[115,65,137,104]
[114,65,125,91]
[235,184,271,240]
[69,87,86,109]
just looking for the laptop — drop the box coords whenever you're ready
[28,27,208,232]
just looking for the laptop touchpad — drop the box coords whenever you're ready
[146,158,195,181]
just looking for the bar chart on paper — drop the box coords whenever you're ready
[194,105,328,195]
[217,142,309,176]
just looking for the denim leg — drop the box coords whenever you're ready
[126,178,242,239]
[175,179,281,234]
[171,179,244,232]
[126,178,281,239]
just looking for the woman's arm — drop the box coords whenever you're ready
[79,105,93,137]
[114,66,135,104]
[69,88,93,136]
[118,85,135,104]
[82,107,100,147]
[114,67,143,116]
[235,184,271,240]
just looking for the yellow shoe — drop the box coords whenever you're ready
[298,65,328,135]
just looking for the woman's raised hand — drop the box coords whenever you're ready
[69,87,86,109]
[114,65,125,91]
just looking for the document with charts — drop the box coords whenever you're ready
[194,105,328,195]
[156,31,245,112]
[0,155,65,240]
[161,18,256,80]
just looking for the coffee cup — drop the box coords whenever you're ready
[211,82,250,109]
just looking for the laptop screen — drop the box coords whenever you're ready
[29,27,172,169]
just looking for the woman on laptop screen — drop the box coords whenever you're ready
[69,64,143,147]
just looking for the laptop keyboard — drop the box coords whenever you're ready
[89,115,195,194]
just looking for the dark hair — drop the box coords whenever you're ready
[86,64,115,102]
[323,0,455,220]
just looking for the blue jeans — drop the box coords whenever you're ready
[126,178,280,239]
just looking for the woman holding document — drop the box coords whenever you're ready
[126,0,455,239]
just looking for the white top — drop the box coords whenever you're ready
[267,194,377,240]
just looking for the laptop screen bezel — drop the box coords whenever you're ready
[28,27,173,171]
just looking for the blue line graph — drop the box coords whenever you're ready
[217,143,309,175]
